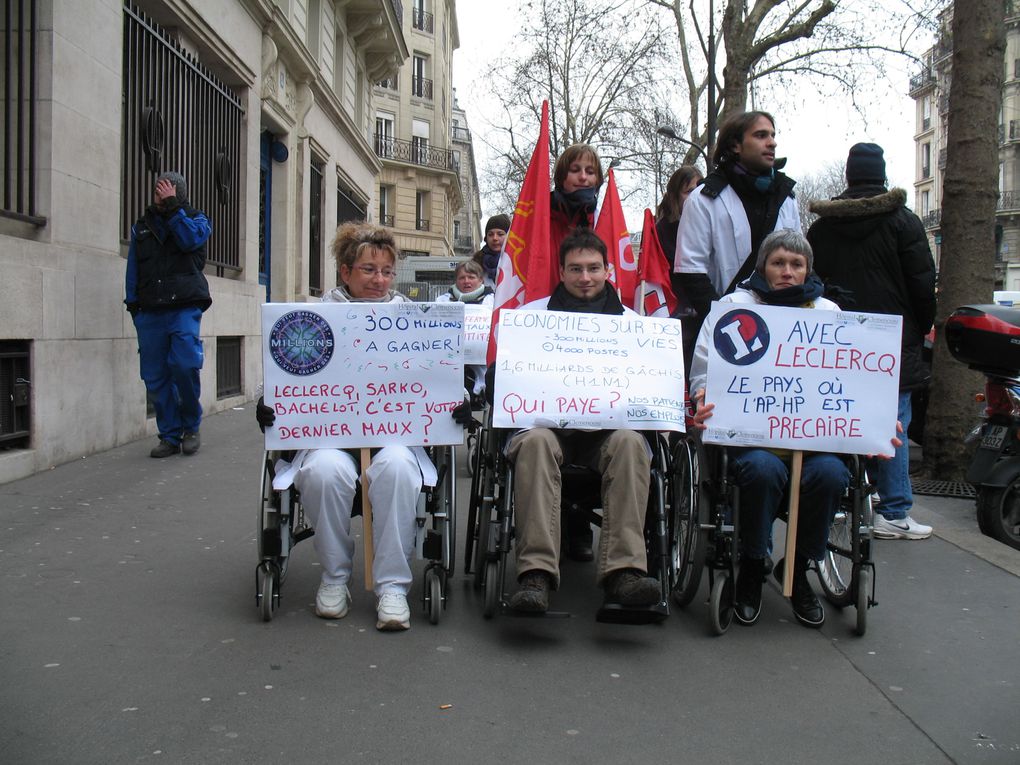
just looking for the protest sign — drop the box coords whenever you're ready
[463,304,492,364]
[261,302,465,449]
[492,310,686,431]
[702,302,901,456]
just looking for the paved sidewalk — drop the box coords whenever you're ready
[0,405,1017,764]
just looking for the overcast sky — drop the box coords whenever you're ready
[452,1,932,223]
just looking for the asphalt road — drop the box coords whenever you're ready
[1,404,1017,764]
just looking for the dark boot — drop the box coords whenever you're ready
[603,569,660,607]
[734,557,765,626]
[150,439,181,458]
[790,555,824,628]
[508,570,551,612]
[564,513,594,562]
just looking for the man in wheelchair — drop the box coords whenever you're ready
[688,230,900,629]
[490,229,661,614]
[256,223,472,630]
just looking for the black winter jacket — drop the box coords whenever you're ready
[807,187,936,391]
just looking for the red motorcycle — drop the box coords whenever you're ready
[945,304,1020,551]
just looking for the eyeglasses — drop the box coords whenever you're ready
[564,264,605,276]
[354,265,397,279]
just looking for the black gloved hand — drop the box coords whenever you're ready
[451,398,475,428]
[161,196,180,216]
[126,301,140,318]
[256,396,275,432]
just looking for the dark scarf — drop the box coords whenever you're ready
[551,186,598,225]
[546,282,625,315]
[741,271,825,307]
[480,245,500,279]
[721,161,790,292]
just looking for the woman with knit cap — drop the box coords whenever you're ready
[473,214,511,289]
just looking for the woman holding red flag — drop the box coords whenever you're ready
[550,143,604,248]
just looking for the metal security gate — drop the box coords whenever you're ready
[121,2,243,271]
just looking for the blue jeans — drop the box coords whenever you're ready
[868,391,912,520]
[133,307,204,444]
[730,449,849,561]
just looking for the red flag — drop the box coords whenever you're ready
[636,208,679,317]
[594,169,639,309]
[486,101,554,364]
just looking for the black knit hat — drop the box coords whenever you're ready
[485,214,511,234]
[845,143,886,186]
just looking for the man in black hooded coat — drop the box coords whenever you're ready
[808,142,936,540]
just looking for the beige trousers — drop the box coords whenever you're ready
[506,428,650,586]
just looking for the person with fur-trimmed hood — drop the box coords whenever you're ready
[807,142,937,541]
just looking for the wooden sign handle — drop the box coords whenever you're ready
[782,450,804,598]
[360,448,374,591]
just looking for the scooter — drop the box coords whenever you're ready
[945,304,1020,551]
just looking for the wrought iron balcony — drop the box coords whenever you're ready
[451,126,472,143]
[379,214,395,226]
[998,191,1020,211]
[908,68,935,95]
[416,218,430,231]
[373,134,456,171]
[455,235,476,250]
[412,8,434,32]
[411,75,433,100]
[921,209,941,229]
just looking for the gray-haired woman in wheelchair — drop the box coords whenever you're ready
[689,230,859,629]
[256,223,471,631]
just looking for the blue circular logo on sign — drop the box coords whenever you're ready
[713,308,770,366]
[269,311,334,375]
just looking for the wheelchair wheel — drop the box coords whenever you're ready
[817,508,854,608]
[709,570,734,635]
[854,567,871,636]
[424,567,443,625]
[482,560,500,619]
[670,435,707,607]
[257,562,277,622]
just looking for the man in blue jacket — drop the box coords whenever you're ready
[125,172,212,457]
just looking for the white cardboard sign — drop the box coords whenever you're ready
[702,302,901,456]
[463,304,492,364]
[492,309,686,431]
[261,302,465,449]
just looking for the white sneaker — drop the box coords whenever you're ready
[873,515,933,540]
[315,582,351,619]
[376,592,410,631]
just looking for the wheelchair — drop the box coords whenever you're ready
[463,411,682,624]
[255,445,457,625]
[670,438,878,636]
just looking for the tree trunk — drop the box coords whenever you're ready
[921,1,1006,479]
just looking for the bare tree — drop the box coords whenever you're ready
[921,2,1006,479]
[477,0,688,214]
[646,0,944,158]
[794,160,846,231]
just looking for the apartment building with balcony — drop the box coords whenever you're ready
[451,91,483,258]
[0,0,406,481]
[372,0,463,297]
[910,2,1020,286]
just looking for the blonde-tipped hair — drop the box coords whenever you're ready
[331,222,400,274]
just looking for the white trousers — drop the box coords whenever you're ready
[294,446,422,597]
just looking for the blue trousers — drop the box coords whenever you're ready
[868,391,913,520]
[133,307,204,444]
[730,449,849,561]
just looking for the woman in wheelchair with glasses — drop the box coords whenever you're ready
[256,223,471,631]
[688,229,852,629]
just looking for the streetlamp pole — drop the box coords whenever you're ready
[654,126,709,168]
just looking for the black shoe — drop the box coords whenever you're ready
[734,557,765,626]
[509,570,551,612]
[777,555,825,628]
[565,529,594,562]
[603,569,660,607]
[150,439,181,458]
[181,431,201,456]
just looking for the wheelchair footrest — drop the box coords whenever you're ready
[596,601,669,625]
[293,527,314,543]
